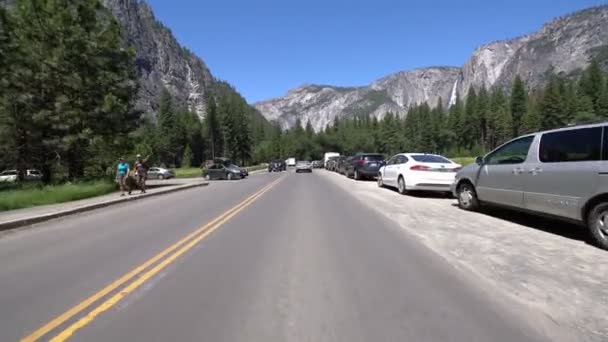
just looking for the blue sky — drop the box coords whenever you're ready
[146,0,605,103]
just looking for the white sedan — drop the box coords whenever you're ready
[377,153,461,195]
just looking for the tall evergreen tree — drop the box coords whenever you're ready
[521,94,541,134]
[579,59,604,113]
[510,75,527,137]
[157,89,181,166]
[476,86,490,149]
[1,0,139,180]
[540,76,567,130]
[488,88,512,149]
[463,87,478,149]
[204,96,222,159]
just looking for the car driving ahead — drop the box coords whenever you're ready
[295,160,313,173]
[378,153,461,195]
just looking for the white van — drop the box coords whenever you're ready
[324,152,340,168]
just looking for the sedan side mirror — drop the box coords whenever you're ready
[475,156,484,165]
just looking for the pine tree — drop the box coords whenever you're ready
[476,86,490,149]
[579,59,604,113]
[488,88,512,149]
[2,0,139,180]
[448,94,464,151]
[540,76,567,130]
[157,89,181,166]
[463,86,478,150]
[182,145,193,167]
[521,94,541,134]
[597,81,608,118]
[510,75,527,137]
[305,119,314,137]
[204,96,221,159]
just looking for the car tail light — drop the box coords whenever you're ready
[410,165,431,171]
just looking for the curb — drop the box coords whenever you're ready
[0,182,209,232]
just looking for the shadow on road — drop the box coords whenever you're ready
[449,203,593,245]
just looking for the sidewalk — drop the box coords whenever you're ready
[0,179,208,231]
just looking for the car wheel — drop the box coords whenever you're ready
[457,182,479,211]
[204,174,210,181]
[158,174,164,180]
[397,176,408,195]
[377,174,384,188]
[354,170,360,180]
[587,203,608,251]
[227,173,233,180]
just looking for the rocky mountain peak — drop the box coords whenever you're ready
[256,5,608,131]
[101,0,214,119]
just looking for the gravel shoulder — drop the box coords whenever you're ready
[321,171,608,342]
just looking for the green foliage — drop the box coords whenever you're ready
[510,75,527,136]
[0,0,139,182]
[0,180,116,211]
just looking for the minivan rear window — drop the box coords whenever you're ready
[411,155,451,163]
[540,127,602,163]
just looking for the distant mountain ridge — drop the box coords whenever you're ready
[101,0,215,119]
[255,5,608,132]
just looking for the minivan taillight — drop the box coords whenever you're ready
[410,165,431,171]
[357,160,366,166]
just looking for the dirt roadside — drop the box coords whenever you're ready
[322,171,608,342]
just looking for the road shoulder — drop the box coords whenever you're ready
[321,170,606,342]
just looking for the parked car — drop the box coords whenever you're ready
[295,160,313,173]
[335,156,349,174]
[344,153,385,180]
[378,153,461,195]
[202,164,242,180]
[0,169,42,182]
[268,159,287,172]
[147,167,175,180]
[324,152,340,168]
[214,158,248,178]
[312,160,324,168]
[452,122,608,250]
[326,156,340,171]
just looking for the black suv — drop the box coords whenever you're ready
[268,159,286,172]
[344,153,385,180]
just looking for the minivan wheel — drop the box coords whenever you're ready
[457,183,479,211]
[587,203,608,250]
[397,177,408,195]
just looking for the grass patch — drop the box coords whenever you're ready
[175,168,202,179]
[0,180,116,212]
[246,164,267,172]
[451,157,476,166]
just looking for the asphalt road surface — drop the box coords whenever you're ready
[0,171,553,342]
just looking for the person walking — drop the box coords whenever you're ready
[134,154,150,194]
[116,157,130,196]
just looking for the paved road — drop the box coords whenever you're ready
[0,171,552,341]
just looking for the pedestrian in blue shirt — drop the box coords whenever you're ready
[116,157,130,196]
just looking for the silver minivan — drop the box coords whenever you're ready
[452,122,608,250]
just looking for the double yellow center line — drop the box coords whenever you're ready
[22,177,284,342]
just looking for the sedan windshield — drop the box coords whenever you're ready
[410,155,452,163]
